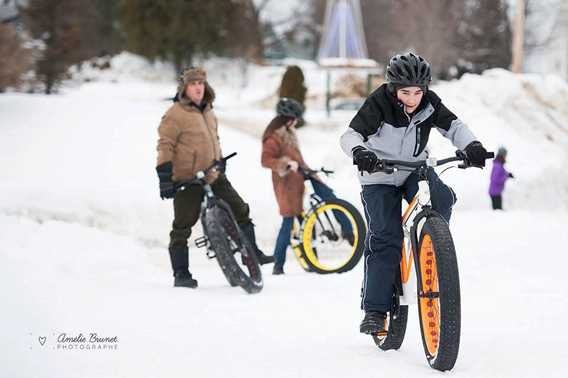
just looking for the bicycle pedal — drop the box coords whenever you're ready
[195,236,209,248]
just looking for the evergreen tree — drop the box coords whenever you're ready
[118,0,242,72]
[79,0,124,57]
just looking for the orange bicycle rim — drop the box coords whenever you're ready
[419,234,440,357]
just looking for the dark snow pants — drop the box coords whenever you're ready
[360,168,456,313]
[490,195,502,210]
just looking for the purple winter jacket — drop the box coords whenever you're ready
[489,159,509,196]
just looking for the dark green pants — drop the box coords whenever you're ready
[169,173,251,250]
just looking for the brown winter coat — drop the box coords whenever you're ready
[261,121,308,216]
[156,86,221,183]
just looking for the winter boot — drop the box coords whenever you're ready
[174,270,198,288]
[240,221,275,265]
[168,245,189,273]
[272,264,284,275]
[360,311,387,334]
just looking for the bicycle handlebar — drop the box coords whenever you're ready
[366,150,494,174]
[298,166,335,179]
[175,152,237,190]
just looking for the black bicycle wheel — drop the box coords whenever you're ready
[301,198,366,274]
[416,216,460,371]
[203,203,263,294]
[373,305,409,351]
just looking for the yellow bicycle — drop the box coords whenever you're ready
[290,167,366,274]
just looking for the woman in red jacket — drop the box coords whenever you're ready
[262,98,353,275]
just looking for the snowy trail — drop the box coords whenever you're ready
[2,63,568,377]
[2,210,567,378]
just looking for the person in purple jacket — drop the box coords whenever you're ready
[489,147,514,210]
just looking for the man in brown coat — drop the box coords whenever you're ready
[156,67,274,288]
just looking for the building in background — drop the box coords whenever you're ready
[316,0,379,116]
[317,0,376,67]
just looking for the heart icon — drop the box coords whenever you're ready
[38,336,46,346]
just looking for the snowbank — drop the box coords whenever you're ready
[1,53,568,377]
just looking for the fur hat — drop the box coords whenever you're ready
[176,67,216,105]
[179,67,207,84]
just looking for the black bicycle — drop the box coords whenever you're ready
[176,153,263,294]
[367,150,493,371]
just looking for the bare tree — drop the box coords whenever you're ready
[20,0,101,93]
[389,0,466,77]
[0,23,32,91]
[455,0,512,74]
[309,0,510,78]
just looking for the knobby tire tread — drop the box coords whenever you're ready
[204,206,262,294]
[374,305,409,351]
[418,216,460,371]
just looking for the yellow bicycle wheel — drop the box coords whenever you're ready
[301,198,365,274]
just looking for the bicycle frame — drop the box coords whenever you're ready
[290,191,324,266]
[399,168,437,306]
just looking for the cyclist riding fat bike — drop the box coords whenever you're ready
[261,98,354,275]
[156,67,275,289]
[339,52,489,334]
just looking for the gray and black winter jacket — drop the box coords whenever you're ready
[340,84,477,186]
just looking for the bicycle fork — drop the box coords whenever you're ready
[195,189,217,258]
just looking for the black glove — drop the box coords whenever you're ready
[156,161,176,199]
[352,146,378,172]
[508,172,514,179]
[464,141,488,168]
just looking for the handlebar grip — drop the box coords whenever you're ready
[485,152,495,159]
[224,152,237,160]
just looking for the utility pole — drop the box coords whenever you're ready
[511,0,525,73]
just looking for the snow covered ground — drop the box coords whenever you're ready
[1,55,568,377]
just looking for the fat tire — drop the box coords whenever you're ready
[204,204,263,294]
[373,305,409,351]
[302,198,366,274]
[416,216,460,371]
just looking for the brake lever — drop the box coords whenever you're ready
[321,167,335,176]
[375,160,395,174]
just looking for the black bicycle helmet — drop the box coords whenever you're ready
[385,52,431,88]
[276,97,303,119]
